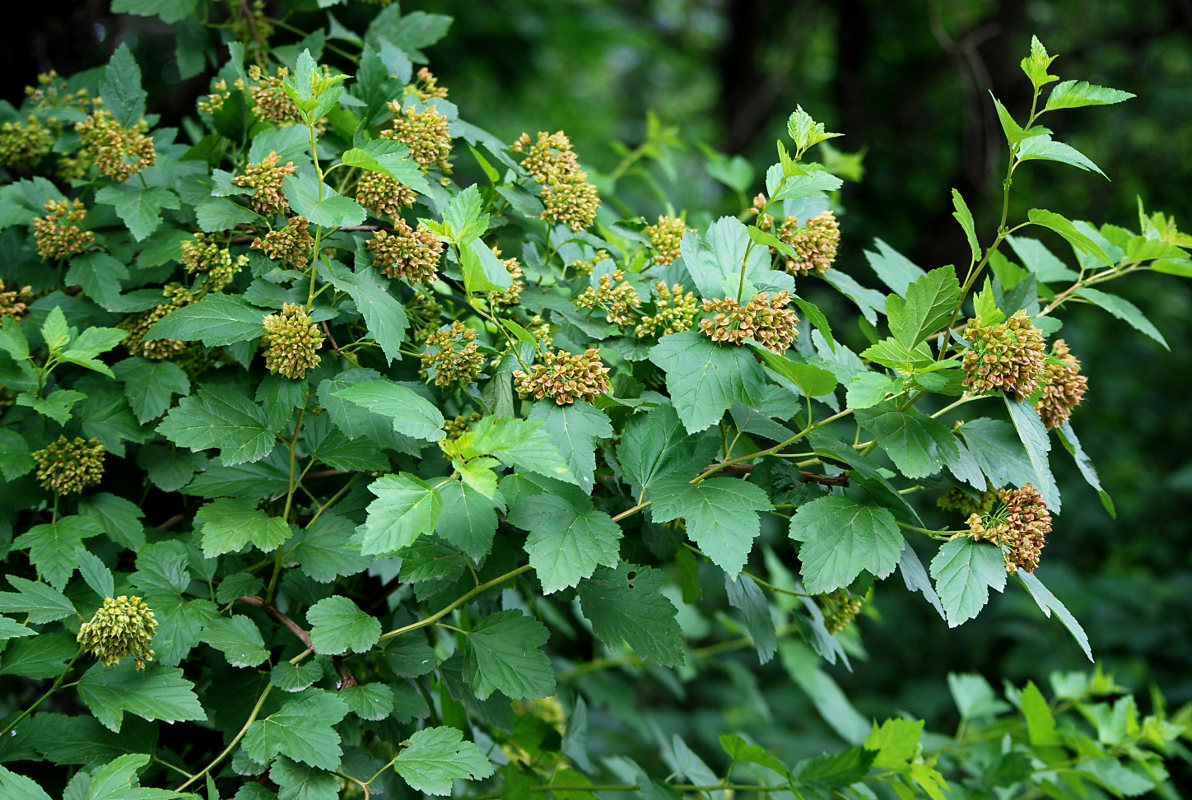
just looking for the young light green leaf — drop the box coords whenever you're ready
[1017,135,1106,178]
[1019,681,1062,746]
[195,498,290,558]
[865,718,925,770]
[527,400,612,492]
[786,106,842,152]
[451,415,577,486]
[146,294,266,347]
[157,386,276,466]
[578,564,684,666]
[341,139,431,194]
[507,493,621,593]
[885,265,960,348]
[355,473,445,555]
[719,733,789,777]
[951,189,980,262]
[845,372,898,409]
[1004,397,1060,511]
[333,379,445,441]
[243,690,349,771]
[930,538,1007,626]
[1074,287,1168,349]
[1044,80,1134,112]
[650,331,767,433]
[650,475,772,577]
[464,610,555,700]
[788,496,904,594]
[77,662,206,732]
[1027,208,1113,266]
[392,726,494,797]
[1020,35,1058,89]
[307,596,381,655]
[460,237,514,293]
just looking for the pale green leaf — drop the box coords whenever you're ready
[392,726,493,797]
[146,295,266,347]
[306,596,381,655]
[929,538,1007,626]
[789,496,904,593]
[195,498,291,557]
[243,690,349,771]
[333,379,444,441]
[649,331,767,433]
[354,473,444,556]
[1074,287,1168,349]
[527,400,612,492]
[650,476,772,577]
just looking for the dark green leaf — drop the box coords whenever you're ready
[323,258,408,364]
[725,574,778,664]
[507,494,621,593]
[650,476,772,576]
[282,173,366,228]
[113,357,190,423]
[94,184,180,241]
[0,576,76,624]
[333,379,444,441]
[578,564,684,666]
[12,515,103,589]
[789,496,904,593]
[856,405,959,479]
[200,615,269,668]
[99,44,147,128]
[464,610,555,700]
[650,331,767,433]
[1018,570,1092,661]
[77,662,206,732]
[930,538,1007,626]
[1057,421,1114,517]
[157,386,276,466]
[195,498,291,557]
[885,265,961,348]
[243,690,349,771]
[146,294,266,347]
[527,400,612,492]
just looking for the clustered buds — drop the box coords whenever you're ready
[368,220,444,284]
[0,279,33,319]
[32,199,94,261]
[244,64,304,126]
[406,290,445,343]
[26,71,90,113]
[181,233,247,292]
[251,216,315,268]
[77,595,158,670]
[383,103,453,175]
[966,483,1051,573]
[421,321,485,387]
[234,151,297,216]
[32,435,105,495]
[816,589,864,634]
[938,486,997,518]
[120,283,193,360]
[0,116,53,169]
[700,291,798,352]
[444,411,482,441]
[76,109,156,182]
[356,170,417,219]
[261,302,323,379]
[635,282,699,338]
[644,216,692,266]
[406,67,448,102]
[1034,339,1088,430]
[574,269,641,327]
[511,131,600,232]
[514,348,610,406]
[489,253,525,307]
[777,211,840,275]
[961,311,1046,398]
[568,250,611,277]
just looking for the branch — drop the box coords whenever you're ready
[238,596,358,688]
[800,470,850,487]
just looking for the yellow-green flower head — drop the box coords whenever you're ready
[244,64,303,126]
[421,321,485,388]
[356,170,417,220]
[961,310,1046,398]
[367,219,444,284]
[644,216,693,266]
[777,211,840,275]
[0,116,54,169]
[383,102,453,175]
[32,436,105,495]
[513,348,611,406]
[700,291,798,353]
[937,486,997,518]
[75,108,156,182]
[573,269,641,328]
[77,595,158,670]
[261,302,323,379]
[816,589,864,634]
[488,251,525,307]
[635,282,699,338]
[234,151,297,216]
[966,483,1052,573]
[31,199,94,262]
[511,131,600,232]
[181,232,247,292]
[444,412,483,441]
[1034,338,1088,430]
[251,216,316,268]
[120,283,193,360]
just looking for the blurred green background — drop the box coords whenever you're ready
[8,0,1192,759]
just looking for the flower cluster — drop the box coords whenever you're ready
[1035,339,1088,430]
[0,280,33,319]
[0,116,53,169]
[489,253,525,307]
[383,103,452,175]
[244,64,303,126]
[76,108,156,182]
[962,310,1046,398]
[635,282,700,338]
[938,486,997,517]
[367,220,444,283]
[966,483,1052,573]
[511,131,600,231]
[77,595,157,669]
[234,151,297,216]
[568,250,611,277]
[181,233,247,292]
[32,199,94,261]
[776,211,840,275]
[32,435,105,495]
[120,283,193,360]
[406,67,448,102]
[699,291,798,352]
[514,348,610,406]
[406,290,445,342]
[816,589,865,634]
[574,269,641,327]
[644,215,692,266]
[228,0,274,46]
[356,170,417,219]
[421,322,485,387]
[252,216,315,268]
[261,302,323,379]
[444,411,482,441]
[25,71,90,112]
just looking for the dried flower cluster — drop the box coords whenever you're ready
[0,280,33,319]
[32,435,105,495]
[966,483,1052,573]
[514,348,610,406]
[700,291,798,352]
[368,220,444,283]
[383,103,453,175]
[421,321,485,387]
[962,310,1046,398]
[817,589,865,634]
[1035,339,1088,430]
[0,116,53,169]
[574,269,641,327]
[356,170,417,219]
[120,284,193,360]
[261,302,323,379]
[234,151,297,216]
[644,215,692,266]
[251,216,315,268]
[32,199,94,261]
[181,233,247,292]
[635,282,700,338]
[512,131,600,232]
[76,108,156,182]
[77,595,158,669]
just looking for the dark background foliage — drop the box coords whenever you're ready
[7,0,1191,751]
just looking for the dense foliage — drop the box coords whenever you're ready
[1,2,1190,798]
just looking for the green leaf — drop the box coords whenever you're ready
[719,734,789,777]
[1018,135,1107,178]
[146,294,266,347]
[195,498,290,557]
[77,662,206,732]
[1020,35,1058,89]
[271,660,323,693]
[771,170,843,201]
[243,690,350,771]
[1056,421,1114,516]
[199,615,269,668]
[269,757,339,800]
[929,538,1007,626]
[578,564,684,666]
[282,173,366,228]
[15,388,87,425]
[948,672,1011,719]
[340,684,395,722]
[157,386,276,466]
[195,197,257,232]
[789,496,904,594]
[80,492,146,550]
[392,726,494,797]
[864,238,926,296]
[1075,759,1154,796]
[0,576,77,624]
[77,550,114,599]
[451,415,577,486]
[306,596,381,655]
[518,398,610,490]
[507,494,621,593]
[649,331,767,433]
[435,481,502,560]
[725,574,778,664]
[66,253,129,311]
[885,265,961,348]
[865,718,925,770]
[0,765,53,800]
[951,189,980,262]
[1004,397,1061,511]
[287,513,370,584]
[1044,80,1134,111]
[0,616,34,641]
[1073,287,1167,349]
[617,404,718,490]
[786,106,842,152]
[778,639,872,744]
[94,184,180,241]
[323,258,408,364]
[1018,570,1092,661]
[12,515,103,589]
[748,344,838,396]
[856,405,959,479]
[0,429,34,480]
[99,44,147,128]
[333,379,444,441]
[355,473,445,556]
[845,372,899,409]
[1027,208,1113,266]
[460,237,514,292]
[464,610,555,700]
[650,476,772,576]
[56,326,127,377]
[0,633,76,678]
[792,296,836,352]
[114,357,190,423]
[792,747,876,788]
[438,184,489,245]
[341,139,431,194]
[1020,681,1061,746]
[41,306,70,351]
